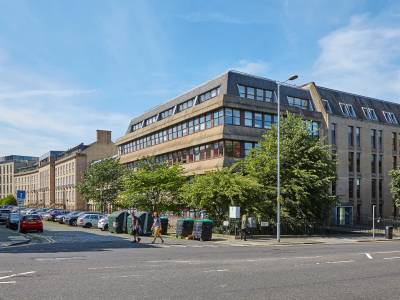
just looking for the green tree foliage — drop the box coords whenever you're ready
[241,113,336,225]
[77,158,126,213]
[390,168,400,208]
[119,158,186,212]
[0,194,17,206]
[180,169,262,220]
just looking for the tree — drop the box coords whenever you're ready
[0,194,17,206]
[390,169,400,208]
[241,113,336,225]
[77,158,126,213]
[119,158,186,212]
[180,168,262,220]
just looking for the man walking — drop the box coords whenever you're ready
[151,212,164,244]
[240,214,248,241]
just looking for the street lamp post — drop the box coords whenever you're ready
[276,74,298,243]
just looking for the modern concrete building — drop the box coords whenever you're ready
[116,70,400,224]
[0,155,38,199]
[54,130,117,211]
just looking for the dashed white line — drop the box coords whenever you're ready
[0,270,12,274]
[0,271,36,281]
[0,281,16,284]
[383,257,400,260]
[365,253,373,259]
[203,269,229,273]
[324,260,354,264]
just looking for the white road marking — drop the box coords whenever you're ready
[0,281,16,284]
[365,253,373,259]
[35,256,86,261]
[101,274,143,279]
[0,270,12,274]
[204,269,229,273]
[88,265,136,270]
[171,245,186,248]
[324,260,354,264]
[383,257,400,260]
[370,250,400,254]
[0,271,36,280]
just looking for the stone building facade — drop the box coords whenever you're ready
[54,130,117,211]
[116,70,400,224]
[14,166,39,207]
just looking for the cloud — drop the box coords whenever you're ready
[0,48,129,157]
[312,14,400,101]
[234,60,270,76]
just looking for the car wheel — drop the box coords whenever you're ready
[72,220,77,226]
[104,224,108,231]
[86,223,92,228]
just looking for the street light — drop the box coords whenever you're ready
[276,74,299,242]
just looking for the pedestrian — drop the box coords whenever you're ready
[131,214,141,243]
[151,212,164,244]
[240,214,248,241]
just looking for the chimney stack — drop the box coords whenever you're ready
[96,130,112,144]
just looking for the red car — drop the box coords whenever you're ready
[20,214,43,233]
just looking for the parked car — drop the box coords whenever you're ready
[20,214,43,233]
[48,210,69,221]
[65,211,86,226]
[54,211,69,223]
[77,213,104,228]
[6,212,20,230]
[0,209,11,224]
[98,215,109,231]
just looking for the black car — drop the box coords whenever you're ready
[0,209,11,224]
[65,211,86,226]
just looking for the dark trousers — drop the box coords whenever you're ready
[240,229,247,241]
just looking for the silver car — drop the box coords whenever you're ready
[77,214,104,228]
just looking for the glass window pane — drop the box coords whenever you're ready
[247,87,255,99]
[256,89,264,101]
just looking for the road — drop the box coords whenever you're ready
[1,222,400,300]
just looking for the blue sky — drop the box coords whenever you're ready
[0,0,400,156]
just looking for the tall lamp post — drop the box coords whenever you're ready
[276,74,299,242]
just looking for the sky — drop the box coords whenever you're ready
[0,0,400,156]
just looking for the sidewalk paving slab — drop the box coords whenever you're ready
[0,225,31,247]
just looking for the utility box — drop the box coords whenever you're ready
[385,226,393,239]
[160,217,168,235]
[192,219,213,241]
[108,211,129,234]
[176,218,194,238]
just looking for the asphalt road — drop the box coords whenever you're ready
[1,222,400,300]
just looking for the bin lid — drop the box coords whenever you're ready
[178,218,194,222]
[109,210,129,217]
[195,219,213,224]
[160,216,168,220]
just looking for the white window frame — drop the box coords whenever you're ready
[383,111,398,124]
[322,99,332,113]
[362,107,378,121]
[339,103,357,118]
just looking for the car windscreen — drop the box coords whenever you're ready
[23,215,41,221]
[0,210,10,213]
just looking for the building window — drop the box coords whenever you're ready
[348,126,354,147]
[160,107,174,120]
[264,113,277,129]
[322,99,332,113]
[348,152,354,173]
[244,111,253,127]
[378,130,383,151]
[379,179,383,199]
[383,111,398,124]
[144,115,158,126]
[224,108,240,125]
[393,133,397,152]
[332,180,336,196]
[356,152,361,173]
[379,155,383,175]
[362,107,378,121]
[371,154,377,174]
[254,113,262,128]
[356,127,361,148]
[339,103,357,118]
[331,123,337,145]
[372,179,377,199]
[198,87,220,103]
[349,178,354,199]
[287,96,313,111]
[356,178,361,199]
[244,142,254,156]
[237,85,273,102]
[371,129,376,150]
[393,156,397,169]
[177,98,194,112]
[130,122,142,132]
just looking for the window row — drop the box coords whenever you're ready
[126,140,258,169]
[130,87,220,133]
[348,178,383,200]
[119,108,285,155]
[55,162,75,176]
[237,84,273,102]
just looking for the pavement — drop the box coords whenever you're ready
[1,221,400,299]
[0,224,30,247]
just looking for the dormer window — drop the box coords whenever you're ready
[322,99,332,113]
[383,111,398,124]
[237,84,273,102]
[287,96,314,111]
[362,107,378,121]
[144,115,158,126]
[339,103,357,118]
